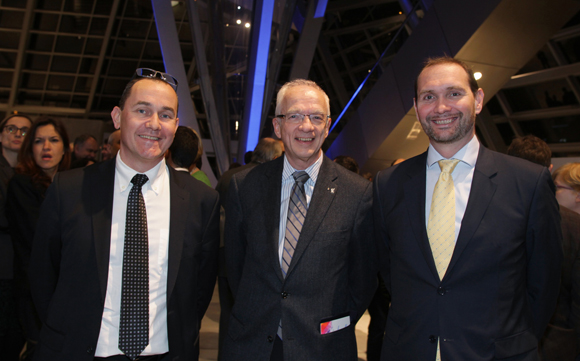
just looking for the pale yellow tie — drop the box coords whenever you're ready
[427,159,459,361]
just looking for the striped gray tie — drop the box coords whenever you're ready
[278,171,309,339]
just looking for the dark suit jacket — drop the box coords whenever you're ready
[373,146,562,361]
[29,159,220,361]
[539,206,580,361]
[222,155,376,361]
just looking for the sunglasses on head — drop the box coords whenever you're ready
[133,68,178,92]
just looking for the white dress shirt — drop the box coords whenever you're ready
[278,153,323,263]
[95,154,171,357]
[425,136,479,244]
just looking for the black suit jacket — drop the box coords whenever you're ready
[222,155,376,361]
[374,146,562,361]
[29,159,220,361]
[539,206,580,361]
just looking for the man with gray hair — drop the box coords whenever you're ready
[222,79,376,360]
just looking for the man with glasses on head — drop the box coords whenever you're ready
[29,69,220,361]
[222,79,376,361]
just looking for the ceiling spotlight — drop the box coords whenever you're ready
[226,24,229,26]
[237,6,241,9]
[245,22,250,28]
[236,19,242,24]
[474,72,482,80]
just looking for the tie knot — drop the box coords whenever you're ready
[292,171,309,185]
[131,174,149,188]
[438,159,460,174]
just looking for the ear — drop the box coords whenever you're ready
[273,117,282,138]
[413,98,419,121]
[474,88,485,114]
[324,118,332,138]
[111,107,122,129]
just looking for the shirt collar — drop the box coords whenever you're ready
[427,135,480,168]
[282,152,323,185]
[115,152,167,195]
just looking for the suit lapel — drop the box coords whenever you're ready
[167,167,189,299]
[264,158,285,282]
[445,146,497,278]
[285,156,337,278]
[404,152,441,282]
[90,160,116,302]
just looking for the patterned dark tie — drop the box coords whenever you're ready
[281,171,310,277]
[119,174,149,360]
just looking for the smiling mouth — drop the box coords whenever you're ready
[430,114,460,125]
[296,137,314,142]
[139,135,160,141]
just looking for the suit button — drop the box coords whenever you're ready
[268,336,274,342]
[86,347,94,354]
[429,335,437,343]
[281,292,288,298]
[437,287,446,295]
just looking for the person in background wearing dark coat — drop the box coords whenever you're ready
[0,112,33,360]
[508,135,580,361]
[6,117,71,361]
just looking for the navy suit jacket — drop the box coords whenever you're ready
[373,145,562,361]
[222,155,376,361]
[29,159,220,361]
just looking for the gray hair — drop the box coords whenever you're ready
[275,79,330,118]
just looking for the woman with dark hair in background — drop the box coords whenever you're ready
[0,112,33,360]
[6,117,71,361]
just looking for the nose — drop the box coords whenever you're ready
[43,139,51,149]
[299,116,315,131]
[147,113,161,130]
[434,98,452,113]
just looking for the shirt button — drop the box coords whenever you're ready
[429,335,437,343]
[281,292,288,299]
[437,287,446,295]
[268,336,273,342]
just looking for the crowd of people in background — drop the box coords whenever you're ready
[0,58,579,361]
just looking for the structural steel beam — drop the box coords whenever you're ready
[186,0,229,174]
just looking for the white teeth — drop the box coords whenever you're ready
[140,135,160,140]
[433,118,454,125]
[297,137,313,141]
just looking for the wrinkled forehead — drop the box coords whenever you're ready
[282,86,329,113]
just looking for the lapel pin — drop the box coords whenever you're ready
[328,187,336,193]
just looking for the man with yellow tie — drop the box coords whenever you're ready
[373,56,562,361]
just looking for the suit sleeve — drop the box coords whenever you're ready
[373,171,391,293]
[526,168,563,340]
[223,173,246,298]
[197,192,221,322]
[348,180,377,320]
[28,175,62,322]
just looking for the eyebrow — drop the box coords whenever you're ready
[418,86,466,96]
[134,101,176,115]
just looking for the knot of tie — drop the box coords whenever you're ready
[292,171,309,186]
[131,174,149,188]
[438,159,460,181]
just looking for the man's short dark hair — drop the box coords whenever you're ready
[251,138,284,164]
[334,155,359,174]
[507,135,551,168]
[169,126,199,168]
[118,77,179,112]
[74,134,97,147]
[414,56,479,99]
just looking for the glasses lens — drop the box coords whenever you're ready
[20,127,29,136]
[5,125,16,133]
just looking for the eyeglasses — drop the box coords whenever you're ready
[4,125,29,136]
[133,68,178,92]
[276,113,330,126]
